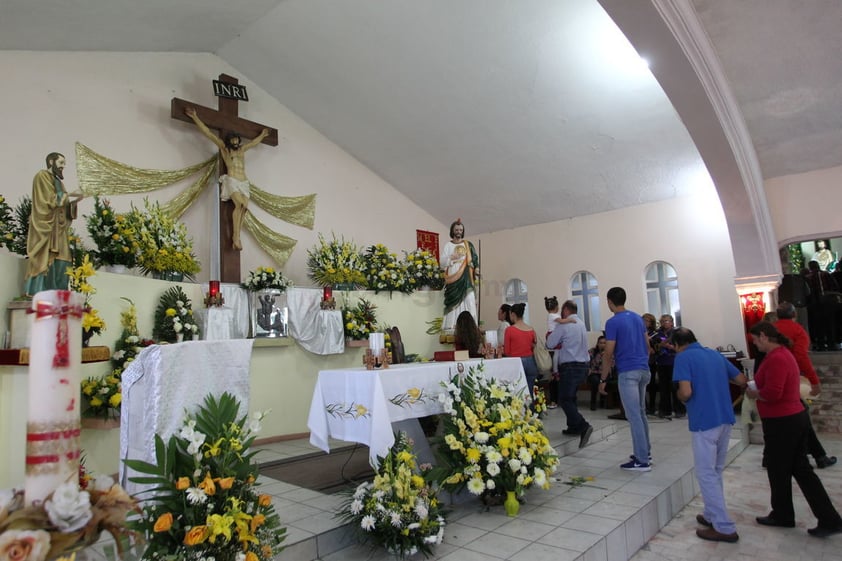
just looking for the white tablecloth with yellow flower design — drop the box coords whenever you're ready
[307,358,526,465]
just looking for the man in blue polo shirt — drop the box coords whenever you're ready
[673,326,746,543]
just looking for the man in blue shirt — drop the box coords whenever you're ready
[600,287,652,471]
[673,327,746,543]
[547,300,592,448]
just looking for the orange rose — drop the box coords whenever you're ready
[250,513,266,533]
[245,552,259,561]
[153,512,173,532]
[183,525,209,546]
[216,477,235,490]
[261,545,273,558]
[258,494,271,507]
[176,477,190,490]
[198,473,216,496]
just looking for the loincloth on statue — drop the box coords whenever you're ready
[219,175,251,201]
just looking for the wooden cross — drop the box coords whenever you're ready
[171,73,278,283]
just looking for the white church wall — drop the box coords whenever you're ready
[765,164,842,245]
[477,189,747,352]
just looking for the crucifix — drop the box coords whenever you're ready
[171,73,278,283]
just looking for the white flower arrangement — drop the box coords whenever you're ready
[339,432,446,557]
[241,266,293,292]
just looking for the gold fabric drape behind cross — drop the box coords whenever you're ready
[74,142,317,267]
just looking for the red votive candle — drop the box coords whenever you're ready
[209,280,220,297]
[323,286,333,301]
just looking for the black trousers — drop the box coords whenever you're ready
[762,410,842,527]
[656,364,685,416]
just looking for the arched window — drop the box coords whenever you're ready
[645,261,681,325]
[505,278,529,325]
[570,271,600,331]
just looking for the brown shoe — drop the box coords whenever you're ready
[696,527,739,543]
[696,514,712,527]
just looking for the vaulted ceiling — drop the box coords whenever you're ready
[4,0,841,277]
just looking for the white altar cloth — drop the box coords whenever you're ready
[119,339,254,494]
[307,358,526,465]
[287,287,345,355]
[194,306,235,340]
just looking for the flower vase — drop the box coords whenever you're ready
[176,333,184,343]
[104,264,128,274]
[504,491,520,517]
[82,329,94,348]
[249,289,289,338]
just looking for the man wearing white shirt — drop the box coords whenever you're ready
[547,300,592,448]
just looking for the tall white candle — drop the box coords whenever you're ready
[25,290,85,505]
[369,332,384,354]
[484,330,498,349]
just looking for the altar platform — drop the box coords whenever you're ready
[246,411,775,561]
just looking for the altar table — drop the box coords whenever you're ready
[119,339,254,494]
[307,358,527,465]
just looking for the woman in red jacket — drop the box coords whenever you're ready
[504,303,538,399]
[747,322,842,537]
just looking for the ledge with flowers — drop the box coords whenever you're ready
[0,226,457,486]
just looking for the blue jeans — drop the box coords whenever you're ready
[618,368,651,464]
[692,425,737,534]
[521,356,538,399]
[559,362,588,432]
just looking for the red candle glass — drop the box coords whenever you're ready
[209,280,220,297]
[323,286,333,301]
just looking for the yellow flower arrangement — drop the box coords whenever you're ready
[0,194,30,256]
[84,196,139,268]
[81,371,122,420]
[339,432,446,558]
[342,298,378,341]
[403,248,444,290]
[306,233,367,288]
[430,364,559,499]
[127,199,200,279]
[66,255,105,344]
[363,244,411,295]
[125,393,286,561]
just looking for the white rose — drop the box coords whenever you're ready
[92,474,115,492]
[0,529,51,561]
[44,482,93,532]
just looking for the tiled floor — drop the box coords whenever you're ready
[254,409,842,561]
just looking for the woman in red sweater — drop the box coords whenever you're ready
[747,322,842,537]
[504,303,538,398]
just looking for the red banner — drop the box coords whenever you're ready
[416,230,440,262]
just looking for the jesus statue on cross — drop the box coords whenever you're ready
[185,106,269,251]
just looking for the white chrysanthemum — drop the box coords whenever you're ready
[508,459,522,472]
[414,502,428,520]
[186,487,207,505]
[486,462,500,477]
[516,474,526,485]
[474,431,489,444]
[353,482,369,499]
[486,450,503,464]
[534,469,547,487]
[467,477,485,495]
[112,349,125,360]
[518,448,533,465]
[361,515,376,531]
[390,511,402,527]
[350,499,363,515]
